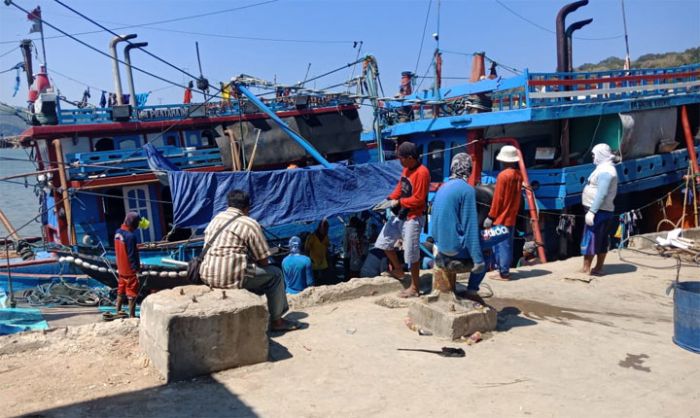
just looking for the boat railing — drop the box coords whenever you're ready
[66,146,222,179]
[527,64,700,108]
[56,96,356,125]
[378,64,699,128]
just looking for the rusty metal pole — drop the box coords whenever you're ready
[53,139,75,245]
[681,105,699,184]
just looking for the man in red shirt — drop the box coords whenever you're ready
[484,145,523,280]
[375,141,430,298]
[114,211,144,318]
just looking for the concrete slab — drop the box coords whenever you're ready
[408,292,497,340]
[139,285,269,382]
[289,276,403,309]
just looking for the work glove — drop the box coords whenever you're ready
[371,199,393,211]
[585,211,595,227]
[471,262,485,274]
[390,199,400,208]
[483,217,493,229]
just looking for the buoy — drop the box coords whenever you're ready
[159,271,168,277]
[168,271,177,278]
[58,257,66,263]
[65,256,75,263]
[178,271,187,277]
[148,270,158,276]
[74,258,84,266]
[98,267,107,273]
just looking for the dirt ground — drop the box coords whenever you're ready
[1,251,699,418]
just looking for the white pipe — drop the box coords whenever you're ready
[109,34,137,106]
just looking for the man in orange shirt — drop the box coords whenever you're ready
[375,141,430,297]
[484,145,523,280]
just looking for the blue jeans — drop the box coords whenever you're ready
[493,226,514,277]
[467,271,486,291]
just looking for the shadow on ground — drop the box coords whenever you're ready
[495,306,538,331]
[598,263,638,276]
[19,376,258,418]
[509,269,552,280]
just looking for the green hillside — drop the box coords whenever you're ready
[576,47,699,72]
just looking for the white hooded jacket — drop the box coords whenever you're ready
[581,144,618,213]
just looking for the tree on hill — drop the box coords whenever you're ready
[576,47,699,72]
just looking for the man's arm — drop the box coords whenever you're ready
[127,234,140,272]
[388,178,403,200]
[463,190,485,266]
[248,222,272,267]
[305,259,314,287]
[588,172,613,213]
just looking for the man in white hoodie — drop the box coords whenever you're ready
[580,143,618,275]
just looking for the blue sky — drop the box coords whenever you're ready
[1,0,698,119]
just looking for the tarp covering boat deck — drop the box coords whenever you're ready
[168,160,402,229]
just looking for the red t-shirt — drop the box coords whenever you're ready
[488,167,523,227]
[388,163,430,219]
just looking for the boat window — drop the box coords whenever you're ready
[201,130,218,148]
[165,135,178,147]
[94,137,114,152]
[427,141,445,182]
[118,138,139,150]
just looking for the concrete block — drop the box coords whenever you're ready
[289,276,403,309]
[139,285,269,382]
[408,293,497,340]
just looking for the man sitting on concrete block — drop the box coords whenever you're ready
[200,189,300,332]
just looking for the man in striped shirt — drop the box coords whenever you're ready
[200,190,298,332]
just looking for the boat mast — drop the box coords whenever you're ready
[621,0,632,69]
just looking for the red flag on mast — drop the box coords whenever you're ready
[27,6,42,34]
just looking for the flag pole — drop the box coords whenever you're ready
[38,6,47,72]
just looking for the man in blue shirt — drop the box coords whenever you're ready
[430,153,486,300]
[282,236,314,294]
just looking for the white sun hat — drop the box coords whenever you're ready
[496,145,520,163]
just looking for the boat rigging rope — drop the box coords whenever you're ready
[19,280,112,307]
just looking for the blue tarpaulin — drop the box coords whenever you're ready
[144,143,180,172]
[169,160,402,229]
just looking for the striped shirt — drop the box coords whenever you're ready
[199,207,271,289]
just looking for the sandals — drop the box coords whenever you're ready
[270,319,302,333]
[102,311,128,321]
[488,272,511,281]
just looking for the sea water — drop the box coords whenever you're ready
[0,147,43,238]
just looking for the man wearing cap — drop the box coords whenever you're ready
[114,211,147,318]
[375,141,430,298]
[484,145,523,280]
[580,143,618,275]
[282,236,314,294]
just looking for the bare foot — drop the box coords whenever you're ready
[398,287,420,298]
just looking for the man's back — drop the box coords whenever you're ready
[282,254,313,294]
[114,227,139,276]
[200,207,270,289]
[489,167,523,227]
